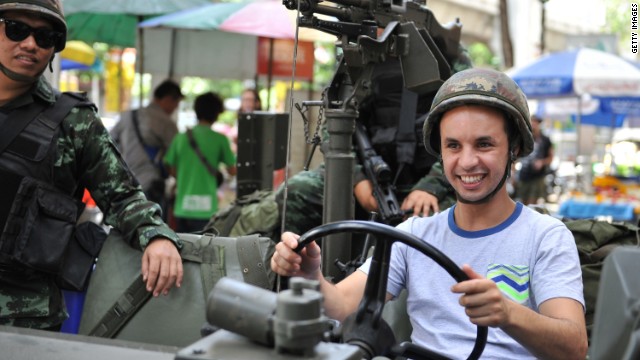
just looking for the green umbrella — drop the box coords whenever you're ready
[62,0,212,47]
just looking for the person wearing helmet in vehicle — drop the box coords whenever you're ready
[271,68,587,359]
[0,0,183,331]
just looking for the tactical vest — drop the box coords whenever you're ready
[362,59,438,196]
[0,92,93,272]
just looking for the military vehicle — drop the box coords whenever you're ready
[2,0,638,359]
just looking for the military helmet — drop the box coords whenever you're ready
[423,68,534,158]
[0,0,66,51]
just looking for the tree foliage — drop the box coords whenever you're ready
[603,0,634,58]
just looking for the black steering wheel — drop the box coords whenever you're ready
[297,220,487,360]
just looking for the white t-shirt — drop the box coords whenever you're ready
[360,202,585,359]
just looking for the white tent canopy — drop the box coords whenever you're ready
[141,28,258,80]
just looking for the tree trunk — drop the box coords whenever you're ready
[499,0,514,68]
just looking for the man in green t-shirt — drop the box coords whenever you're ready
[164,92,237,232]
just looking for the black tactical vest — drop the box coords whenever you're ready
[0,92,92,266]
[360,60,438,196]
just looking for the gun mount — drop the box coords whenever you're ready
[284,0,464,281]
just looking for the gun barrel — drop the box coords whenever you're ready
[329,0,372,8]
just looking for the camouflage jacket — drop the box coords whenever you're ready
[411,162,456,212]
[0,77,181,329]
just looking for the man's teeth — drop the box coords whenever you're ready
[461,175,482,183]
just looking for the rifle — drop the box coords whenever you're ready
[354,122,405,226]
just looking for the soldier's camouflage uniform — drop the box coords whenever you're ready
[0,77,181,329]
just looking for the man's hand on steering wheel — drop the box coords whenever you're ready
[271,232,322,280]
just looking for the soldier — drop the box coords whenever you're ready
[271,68,588,359]
[0,0,182,330]
[276,57,468,236]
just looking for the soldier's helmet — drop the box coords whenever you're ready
[0,0,66,52]
[423,68,534,158]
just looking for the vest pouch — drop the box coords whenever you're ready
[56,221,108,292]
[11,177,79,274]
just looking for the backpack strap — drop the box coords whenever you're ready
[87,274,151,338]
[0,92,87,155]
[218,206,243,237]
[186,129,224,186]
[0,103,47,155]
[395,87,418,165]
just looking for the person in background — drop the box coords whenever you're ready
[110,79,184,217]
[236,87,286,189]
[0,0,183,330]
[239,87,262,114]
[164,92,237,233]
[271,68,587,359]
[224,88,261,155]
[515,115,554,205]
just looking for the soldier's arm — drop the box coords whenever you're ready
[69,107,183,294]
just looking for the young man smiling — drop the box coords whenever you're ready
[0,0,183,330]
[271,68,587,359]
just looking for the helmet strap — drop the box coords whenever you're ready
[49,53,55,72]
[0,61,40,83]
[0,53,53,84]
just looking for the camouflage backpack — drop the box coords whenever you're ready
[205,189,281,240]
[563,218,640,341]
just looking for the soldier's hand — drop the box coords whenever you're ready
[354,180,378,212]
[402,189,439,216]
[271,232,322,279]
[142,238,183,297]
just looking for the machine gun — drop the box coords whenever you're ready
[282,0,464,281]
[283,0,463,96]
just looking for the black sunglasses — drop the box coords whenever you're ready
[0,18,63,49]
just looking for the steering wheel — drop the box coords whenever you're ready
[297,220,487,360]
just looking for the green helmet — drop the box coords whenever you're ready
[423,68,533,158]
[0,0,66,51]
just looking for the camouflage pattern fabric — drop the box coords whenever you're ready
[0,77,181,329]
[411,162,456,213]
[275,162,457,235]
[423,67,534,158]
[275,165,326,236]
